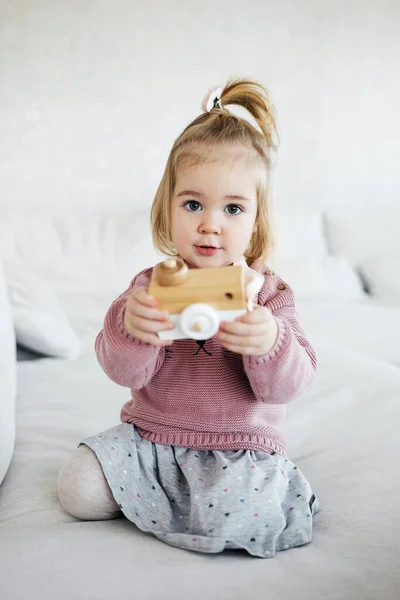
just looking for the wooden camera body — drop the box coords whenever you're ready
[149,258,263,341]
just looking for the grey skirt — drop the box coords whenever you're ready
[81,423,319,558]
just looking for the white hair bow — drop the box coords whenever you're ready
[200,85,224,112]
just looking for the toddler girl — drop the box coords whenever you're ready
[58,78,319,558]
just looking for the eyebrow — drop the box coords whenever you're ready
[176,190,252,202]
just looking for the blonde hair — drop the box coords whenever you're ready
[150,78,279,268]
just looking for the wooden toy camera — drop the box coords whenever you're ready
[149,258,264,341]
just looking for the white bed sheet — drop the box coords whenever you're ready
[297,299,400,368]
[1,296,400,600]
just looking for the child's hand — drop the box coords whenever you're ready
[123,287,174,347]
[216,307,278,356]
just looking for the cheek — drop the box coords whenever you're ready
[233,218,257,249]
[170,206,182,236]
[175,210,197,232]
[171,211,192,248]
[234,215,256,237]
[170,203,180,227]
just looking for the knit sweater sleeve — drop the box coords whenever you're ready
[243,272,317,404]
[95,268,165,389]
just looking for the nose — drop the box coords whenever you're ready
[198,212,222,235]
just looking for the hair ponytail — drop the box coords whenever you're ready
[218,79,279,154]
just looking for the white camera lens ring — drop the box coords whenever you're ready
[180,303,220,340]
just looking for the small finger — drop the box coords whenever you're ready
[132,331,173,347]
[130,303,170,322]
[132,287,159,308]
[218,341,259,356]
[129,316,175,334]
[217,331,258,347]
[238,307,274,324]
[145,294,159,308]
[219,321,266,337]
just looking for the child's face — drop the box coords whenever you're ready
[170,156,258,269]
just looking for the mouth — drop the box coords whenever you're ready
[194,245,221,257]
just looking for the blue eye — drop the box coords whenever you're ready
[224,204,243,215]
[183,200,202,212]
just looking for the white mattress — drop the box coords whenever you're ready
[1,298,400,600]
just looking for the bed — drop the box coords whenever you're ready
[1,207,399,600]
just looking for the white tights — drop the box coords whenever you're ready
[57,445,121,520]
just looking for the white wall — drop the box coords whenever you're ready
[0,0,399,215]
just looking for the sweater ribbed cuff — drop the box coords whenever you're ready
[246,317,289,366]
[114,302,153,350]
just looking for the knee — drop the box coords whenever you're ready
[57,446,94,519]
[57,445,119,520]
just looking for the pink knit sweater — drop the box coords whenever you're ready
[95,267,317,457]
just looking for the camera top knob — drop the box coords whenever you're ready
[154,257,189,286]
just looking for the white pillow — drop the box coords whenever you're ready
[273,208,327,262]
[271,255,366,301]
[5,263,81,359]
[324,206,400,265]
[359,252,400,305]
[0,209,151,280]
[29,233,167,346]
[0,258,16,485]
[48,232,166,297]
[267,209,366,300]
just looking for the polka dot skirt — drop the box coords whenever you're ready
[81,423,319,558]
